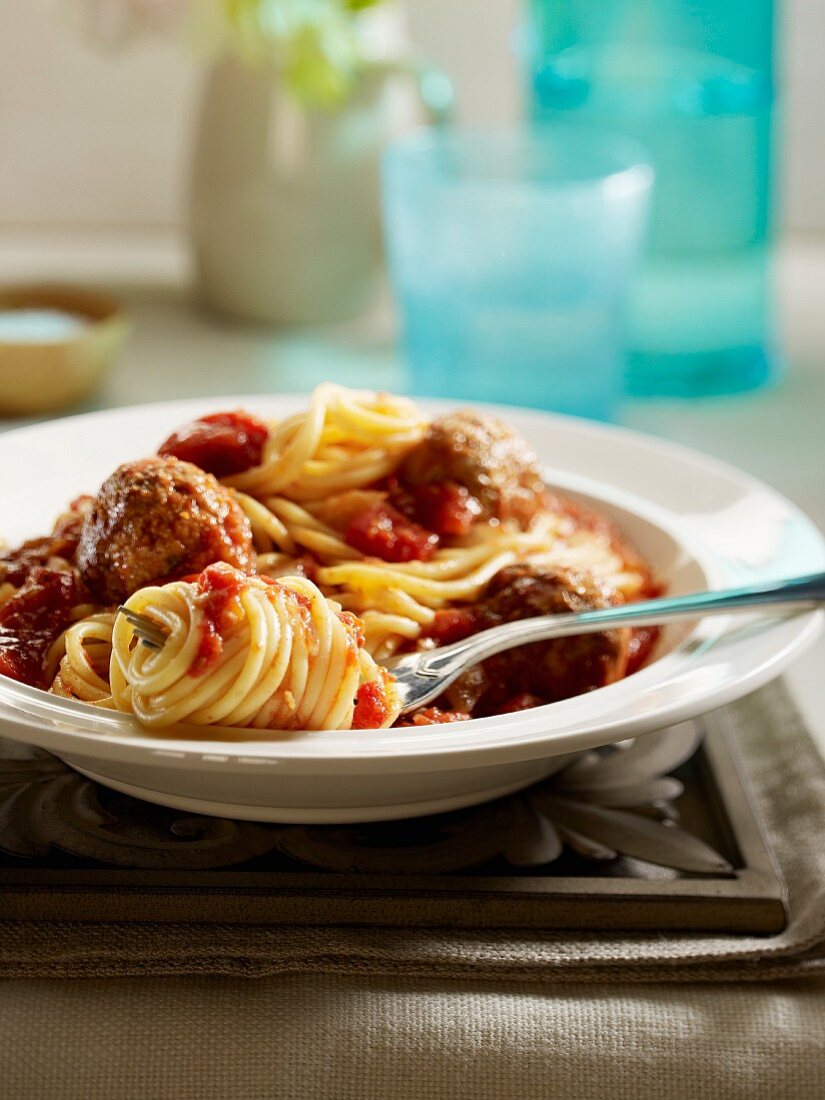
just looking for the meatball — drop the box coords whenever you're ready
[400,411,546,529]
[443,565,630,715]
[76,456,253,603]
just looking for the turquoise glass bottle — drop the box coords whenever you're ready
[527,0,779,397]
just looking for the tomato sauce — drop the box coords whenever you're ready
[395,706,471,727]
[189,565,316,677]
[0,537,67,587]
[191,564,248,676]
[0,497,91,588]
[159,411,269,478]
[352,675,393,730]
[0,568,84,688]
[427,606,481,645]
[497,692,549,713]
[389,479,482,538]
[344,502,438,564]
[626,625,660,676]
[337,609,366,650]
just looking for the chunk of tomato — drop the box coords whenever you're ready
[0,568,84,688]
[345,502,438,563]
[389,479,482,538]
[159,411,268,477]
[352,677,393,729]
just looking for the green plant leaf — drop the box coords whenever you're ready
[215,0,382,107]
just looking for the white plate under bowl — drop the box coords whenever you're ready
[0,396,821,822]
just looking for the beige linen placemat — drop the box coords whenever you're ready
[5,975,825,1100]
[1,681,824,983]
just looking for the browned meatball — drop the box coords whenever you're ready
[444,565,630,715]
[400,411,546,529]
[76,456,253,603]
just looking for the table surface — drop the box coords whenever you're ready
[1,230,823,753]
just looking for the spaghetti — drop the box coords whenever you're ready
[106,564,399,730]
[225,383,428,501]
[0,384,659,731]
[241,484,649,661]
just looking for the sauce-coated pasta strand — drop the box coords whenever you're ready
[103,564,400,731]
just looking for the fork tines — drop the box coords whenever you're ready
[118,606,167,650]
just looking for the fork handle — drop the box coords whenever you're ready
[413,571,825,683]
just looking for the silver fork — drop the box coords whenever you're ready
[118,572,825,714]
[118,606,167,650]
[383,571,825,712]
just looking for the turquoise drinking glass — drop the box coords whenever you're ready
[527,0,778,397]
[381,127,652,421]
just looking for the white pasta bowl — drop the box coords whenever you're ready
[0,396,822,823]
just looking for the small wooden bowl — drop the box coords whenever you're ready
[0,285,130,415]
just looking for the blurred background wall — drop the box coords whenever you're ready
[0,0,822,234]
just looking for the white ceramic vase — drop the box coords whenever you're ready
[189,60,440,326]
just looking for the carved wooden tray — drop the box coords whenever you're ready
[0,711,786,934]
